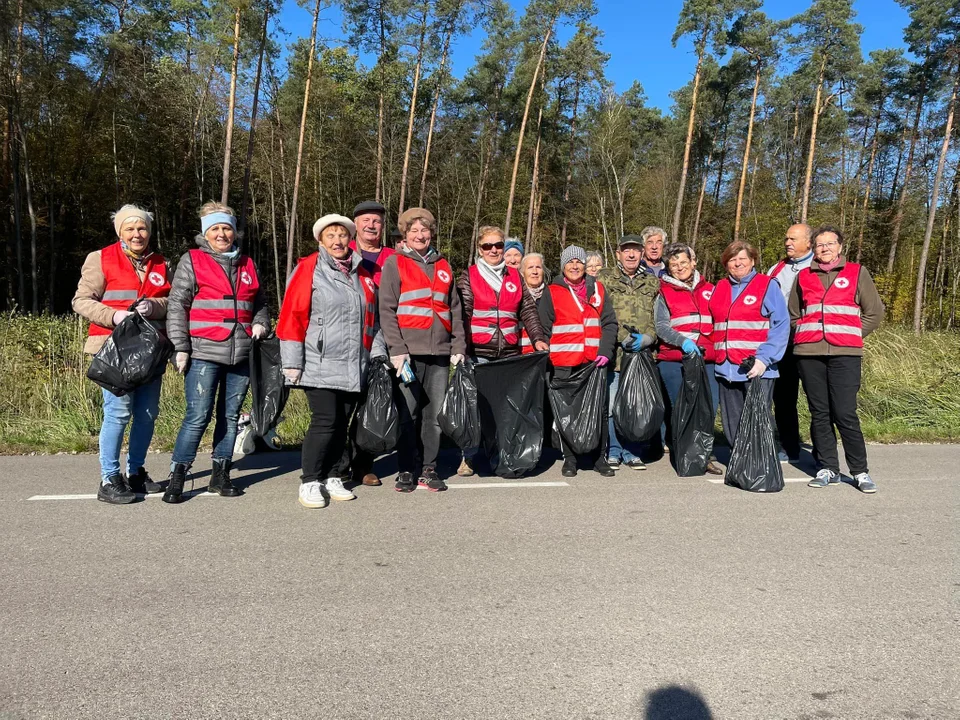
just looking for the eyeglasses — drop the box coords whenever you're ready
[480,242,505,251]
[815,242,839,250]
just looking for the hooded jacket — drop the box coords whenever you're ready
[537,274,618,365]
[277,247,386,392]
[167,235,271,366]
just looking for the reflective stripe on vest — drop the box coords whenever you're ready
[793,263,863,348]
[657,278,715,363]
[89,242,170,337]
[396,255,453,333]
[548,282,605,367]
[187,249,260,342]
[707,274,772,365]
[467,265,524,347]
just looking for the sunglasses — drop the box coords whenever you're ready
[480,242,505,251]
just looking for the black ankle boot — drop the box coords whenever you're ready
[162,464,188,504]
[208,459,241,497]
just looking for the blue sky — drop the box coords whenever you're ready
[279,0,911,114]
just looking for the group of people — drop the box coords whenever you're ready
[74,200,884,508]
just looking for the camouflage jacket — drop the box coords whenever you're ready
[596,264,660,371]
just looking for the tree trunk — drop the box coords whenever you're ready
[239,8,269,235]
[524,97,545,252]
[913,68,958,333]
[397,4,429,215]
[19,125,38,313]
[286,0,322,280]
[504,23,553,236]
[8,104,24,308]
[266,127,282,302]
[559,81,581,247]
[800,58,827,223]
[671,29,708,242]
[733,64,761,243]
[418,14,457,208]
[691,149,713,249]
[220,5,242,204]
[855,112,882,263]
[888,78,926,273]
[375,7,388,202]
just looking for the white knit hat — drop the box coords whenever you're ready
[313,214,356,240]
[560,245,587,268]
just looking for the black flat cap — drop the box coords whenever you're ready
[617,234,643,249]
[353,200,387,218]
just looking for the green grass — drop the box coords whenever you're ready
[1,312,958,453]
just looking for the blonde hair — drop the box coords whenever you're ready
[199,200,235,218]
[477,226,505,245]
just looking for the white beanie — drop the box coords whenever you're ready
[112,205,153,237]
[313,214,356,240]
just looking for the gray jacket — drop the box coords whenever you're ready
[280,247,387,393]
[167,236,271,366]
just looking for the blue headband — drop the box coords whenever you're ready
[504,239,524,255]
[201,212,236,234]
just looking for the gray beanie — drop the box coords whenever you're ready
[560,245,587,269]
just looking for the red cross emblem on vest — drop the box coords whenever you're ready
[148,271,165,287]
[240,271,252,285]
[743,294,757,306]
[835,277,850,289]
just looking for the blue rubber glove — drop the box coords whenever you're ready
[681,339,702,355]
[621,333,650,352]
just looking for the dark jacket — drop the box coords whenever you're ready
[167,236,271,366]
[788,257,885,358]
[378,247,467,357]
[537,274,619,363]
[458,267,546,359]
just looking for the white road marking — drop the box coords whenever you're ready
[27,491,219,501]
[448,481,570,489]
[704,476,811,485]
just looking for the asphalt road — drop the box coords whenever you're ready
[0,445,956,719]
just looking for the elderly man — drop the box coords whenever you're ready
[597,235,661,470]
[639,226,667,277]
[768,223,815,463]
[350,200,395,287]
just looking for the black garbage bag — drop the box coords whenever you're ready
[354,359,400,455]
[613,350,665,443]
[671,352,715,477]
[87,311,173,397]
[475,352,549,478]
[726,379,784,493]
[438,360,481,450]
[549,362,606,455]
[249,336,289,437]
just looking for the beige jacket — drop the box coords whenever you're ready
[72,246,170,354]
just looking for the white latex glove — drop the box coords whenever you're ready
[451,354,464,367]
[134,300,152,317]
[175,352,190,374]
[390,354,410,376]
[251,324,268,340]
[283,368,302,385]
[534,341,549,352]
[112,310,133,326]
[746,358,767,379]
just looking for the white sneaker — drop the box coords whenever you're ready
[324,477,355,502]
[298,480,327,508]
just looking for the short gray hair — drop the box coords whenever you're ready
[640,226,668,245]
[520,252,544,271]
[585,251,603,265]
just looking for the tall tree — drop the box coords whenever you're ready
[220,2,244,204]
[397,1,430,215]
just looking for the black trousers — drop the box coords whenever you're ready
[395,355,450,475]
[553,364,609,467]
[302,387,360,483]
[717,377,775,447]
[773,347,803,459]
[797,355,869,475]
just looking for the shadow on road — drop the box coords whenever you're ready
[641,685,714,720]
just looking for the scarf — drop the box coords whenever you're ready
[662,270,701,291]
[817,257,842,273]
[527,281,545,301]
[120,241,150,263]
[217,245,240,260]
[564,276,587,303]
[477,257,506,293]
[332,249,354,277]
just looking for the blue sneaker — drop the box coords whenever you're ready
[808,469,839,488]
[854,473,877,494]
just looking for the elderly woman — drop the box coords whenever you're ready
[539,245,619,477]
[455,226,548,476]
[72,205,170,504]
[503,238,524,269]
[519,252,548,351]
[379,207,467,493]
[585,251,604,277]
[790,226,885,493]
[163,202,270,504]
[277,214,386,508]
[707,240,789,448]
[654,243,722,475]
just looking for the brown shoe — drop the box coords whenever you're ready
[705,461,723,476]
[360,473,381,486]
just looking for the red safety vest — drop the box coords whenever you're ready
[658,277,716,363]
[548,282,605,367]
[468,265,523,347]
[395,254,453,333]
[89,241,170,337]
[348,241,395,287]
[520,327,533,354]
[708,273,772,365]
[188,249,260,341]
[793,263,863,348]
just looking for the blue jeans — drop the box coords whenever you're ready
[607,370,643,462]
[99,375,164,480]
[172,359,250,466]
[658,360,720,446]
